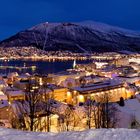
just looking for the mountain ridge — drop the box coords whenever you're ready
[0,21,140,53]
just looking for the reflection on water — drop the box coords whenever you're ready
[0,60,91,74]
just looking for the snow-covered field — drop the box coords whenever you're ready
[0,128,140,140]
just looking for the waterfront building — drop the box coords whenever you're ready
[111,58,129,66]
[76,63,96,71]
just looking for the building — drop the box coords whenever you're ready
[70,80,135,104]
[40,84,68,103]
[76,63,96,71]
[116,76,140,85]
[48,70,86,85]
[5,87,25,102]
[111,58,129,66]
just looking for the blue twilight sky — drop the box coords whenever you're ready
[0,0,140,40]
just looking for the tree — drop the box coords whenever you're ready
[10,79,43,131]
[119,97,125,107]
[58,104,76,131]
[97,93,118,128]
[26,89,41,131]
[85,93,118,129]
[130,114,140,129]
[40,85,54,132]
[85,98,95,129]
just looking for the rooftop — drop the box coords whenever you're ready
[73,80,123,94]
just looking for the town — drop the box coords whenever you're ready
[0,46,139,61]
[0,52,140,132]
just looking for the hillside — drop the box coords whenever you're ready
[0,21,140,53]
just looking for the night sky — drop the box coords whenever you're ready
[0,0,140,40]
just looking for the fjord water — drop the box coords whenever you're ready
[0,60,91,75]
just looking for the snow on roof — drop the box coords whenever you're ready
[18,75,29,79]
[0,128,140,140]
[7,90,24,96]
[117,76,140,83]
[4,87,25,96]
[0,91,4,95]
[73,80,123,93]
[0,100,9,108]
[0,95,7,101]
[54,71,80,76]
[7,72,19,78]
[0,80,7,85]
[45,82,67,88]
[25,73,30,76]
[4,87,18,91]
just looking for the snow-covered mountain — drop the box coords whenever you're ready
[1,21,140,53]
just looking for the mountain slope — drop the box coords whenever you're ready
[0,21,140,53]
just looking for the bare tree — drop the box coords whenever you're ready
[26,89,41,131]
[57,104,76,131]
[9,79,43,131]
[85,99,95,129]
[85,93,118,129]
[96,93,118,128]
[40,85,54,132]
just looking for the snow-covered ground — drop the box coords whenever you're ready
[0,128,140,140]
[115,98,140,128]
